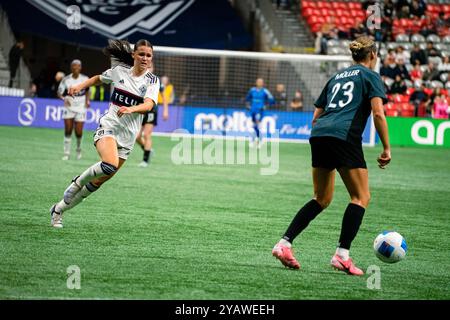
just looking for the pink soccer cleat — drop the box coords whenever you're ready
[272,243,300,269]
[330,254,364,276]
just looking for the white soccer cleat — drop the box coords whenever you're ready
[63,176,81,204]
[76,149,82,160]
[62,155,70,161]
[50,205,63,228]
[138,161,149,168]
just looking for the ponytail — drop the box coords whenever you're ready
[103,39,153,67]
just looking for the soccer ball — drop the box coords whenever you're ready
[373,231,407,263]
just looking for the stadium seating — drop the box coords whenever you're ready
[299,0,450,118]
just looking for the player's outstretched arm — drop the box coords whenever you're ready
[117,98,155,117]
[68,75,102,96]
[371,97,391,169]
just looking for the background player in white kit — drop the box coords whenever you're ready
[57,59,90,160]
[49,39,159,228]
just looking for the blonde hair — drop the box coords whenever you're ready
[349,36,376,62]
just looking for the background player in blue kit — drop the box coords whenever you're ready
[272,36,391,275]
[245,78,274,147]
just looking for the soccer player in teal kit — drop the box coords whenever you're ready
[272,37,391,275]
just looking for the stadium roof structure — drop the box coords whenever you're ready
[1,0,252,50]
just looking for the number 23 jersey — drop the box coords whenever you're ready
[311,64,387,145]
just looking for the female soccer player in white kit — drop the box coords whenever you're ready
[50,39,160,228]
[57,59,90,160]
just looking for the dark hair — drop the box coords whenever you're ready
[349,36,377,62]
[103,39,153,67]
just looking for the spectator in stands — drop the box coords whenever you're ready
[410,62,423,81]
[317,16,338,54]
[28,82,37,98]
[433,95,449,119]
[423,62,440,81]
[409,0,425,18]
[425,41,441,58]
[395,46,410,64]
[383,0,395,18]
[389,75,407,94]
[350,21,369,41]
[409,83,428,116]
[397,58,411,80]
[410,44,427,65]
[8,40,25,88]
[386,48,396,63]
[380,58,401,80]
[436,12,449,36]
[289,89,303,111]
[273,83,287,110]
[438,56,450,74]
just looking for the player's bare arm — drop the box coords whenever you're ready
[68,75,102,96]
[371,97,391,169]
[117,98,154,117]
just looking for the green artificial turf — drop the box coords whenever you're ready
[0,125,449,299]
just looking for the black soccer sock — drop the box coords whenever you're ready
[338,203,366,250]
[143,150,151,162]
[282,199,323,243]
[254,124,260,139]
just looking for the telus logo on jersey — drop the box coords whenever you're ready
[27,0,195,38]
[111,88,144,107]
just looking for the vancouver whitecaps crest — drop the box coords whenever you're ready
[27,0,195,39]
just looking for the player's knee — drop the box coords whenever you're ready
[100,161,118,176]
[315,196,332,209]
[352,193,370,208]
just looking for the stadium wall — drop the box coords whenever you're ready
[0,96,376,145]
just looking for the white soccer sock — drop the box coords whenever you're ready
[64,136,72,156]
[279,238,292,248]
[55,183,98,213]
[336,247,350,261]
[78,161,116,187]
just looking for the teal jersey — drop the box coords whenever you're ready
[311,64,387,145]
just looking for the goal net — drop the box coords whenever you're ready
[144,46,376,145]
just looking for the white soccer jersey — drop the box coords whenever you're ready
[96,64,159,158]
[57,73,89,112]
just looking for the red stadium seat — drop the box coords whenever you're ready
[348,2,362,10]
[424,88,434,96]
[426,11,440,20]
[310,23,322,33]
[335,9,350,17]
[316,1,331,9]
[443,5,450,13]
[319,8,331,17]
[331,2,340,10]
[338,2,348,10]
[406,87,415,96]
[417,103,427,117]
[351,10,365,18]
[385,103,399,117]
[440,88,449,96]
[427,5,442,13]
[302,0,316,10]
[400,103,415,117]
